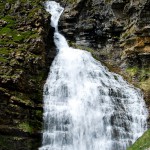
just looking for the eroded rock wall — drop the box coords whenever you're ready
[58,0,150,126]
[0,0,56,149]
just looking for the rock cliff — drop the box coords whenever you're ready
[0,0,56,149]
[58,0,150,148]
[0,0,150,149]
[59,0,150,126]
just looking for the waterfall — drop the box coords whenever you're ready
[39,1,148,150]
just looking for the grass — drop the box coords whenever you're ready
[128,130,150,150]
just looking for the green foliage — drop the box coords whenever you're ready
[13,31,34,42]
[126,67,150,82]
[0,0,45,149]
[125,66,150,107]
[28,8,40,18]
[0,48,10,55]
[0,27,12,35]
[127,130,150,150]
[0,56,8,63]
[13,34,24,42]
[2,16,16,28]
[36,110,42,118]
[29,33,39,39]
[19,122,33,133]
[126,67,138,77]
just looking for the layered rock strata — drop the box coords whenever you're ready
[59,0,150,126]
[0,0,56,149]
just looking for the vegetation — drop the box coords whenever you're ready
[0,0,49,149]
[19,122,33,133]
[128,130,150,150]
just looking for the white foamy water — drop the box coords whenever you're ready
[39,1,148,150]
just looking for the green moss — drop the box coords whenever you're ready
[13,34,24,42]
[0,57,8,63]
[0,27,12,35]
[105,0,112,3]
[0,135,40,150]
[126,67,138,76]
[4,0,16,4]
[122,32,129,39]
[0,135,14,150]
[29,33,39,39]
[0,38,16,45]
[140,78,150,91]
[29,119,42,132]
[126,67,150,82]
[2,16,16,28]
[19,122,33,133]
[0,87,8,93]
[0,23,34,44]
[65,0,77,4]
[28,8,39,18]
[24,31,34,38]
[125,66,150,105]
[13,137,23,140]
[36,110,43,119]
[0,48,10,55]
[13,31,34,42]
[10,95,34,107]
[17,48,26,51]
[128,130,150,150]
[139,78,150,105]
[139,69,150,81]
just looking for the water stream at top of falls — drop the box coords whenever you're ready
[39,1,148,150]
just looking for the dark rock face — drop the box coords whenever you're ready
[58,0,150,126]
[0,0,56,149]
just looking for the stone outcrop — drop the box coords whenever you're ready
[58,0,150,126]
[58,0,150,148]
[0,0,56,149]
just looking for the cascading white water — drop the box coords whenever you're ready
[39,1,148,150]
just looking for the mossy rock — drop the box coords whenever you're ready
[0,135,40,150]
[18,122,34,134]
[128,130,150,150]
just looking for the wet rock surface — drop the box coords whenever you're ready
[58,0,150,127]
[0,0,56,149]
